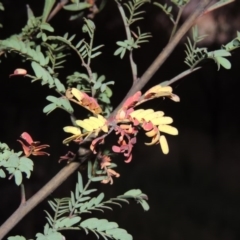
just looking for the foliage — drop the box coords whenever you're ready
[184,26,232,70]
[0,142,34,186]
[0,0,238,239]
[153,0,190,24]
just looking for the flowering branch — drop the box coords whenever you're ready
[0,0,217,239]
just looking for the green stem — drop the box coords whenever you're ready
[69,179,92,217]
[20,184,26,205]
[117,1,138,82]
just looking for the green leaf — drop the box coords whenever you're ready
[140,199,150,211]
[93,81,101,90]
[212,49,231,57]
[8,236,26,240]
[42,0,56,22]
[82,189,97,195]
[100,84,106,92]
[78,172,83,193]
[65,216,81,227]
[69,12,84,21]
[124,189,142,196]
[91,52,102,58]
[43,103,57,114]
[7,154,19,168]
[19,157,33,178]
[46,95,59,104]
[105,86,112,98]
[0,169,6,178]
[88,161,92,179]
[27,5,34,19]
[19,157,33,168]
[120,48,126,59]
[114,47,123,56]
[116,41,128,48]
[40,23,54,32]
[95,192,104,205]
[91,176,107,182]
[59,98,73,113]
[63,3,92,11]
[216,57,231,70]
[18,166,31,179]
[78,196,91,202]
[42,33,47,42]
[31,62,43,78]
[71,191,75,206]
[99,93,110,104]
[14,170,23,186]
[54,78,66,93]
[36,231,63,240]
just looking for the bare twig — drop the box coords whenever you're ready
[203,0,235,15]
[20,184,26,205]
[117,1,138,82]
[0,162,80,239]
[166,67,201,86]
[169,6,184,42]
[47,0,69,22]
[110,0,214,117]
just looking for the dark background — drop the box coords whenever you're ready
[1,0,240,239]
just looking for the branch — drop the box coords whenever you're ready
[110,0,214,117]
[0,162,80,239]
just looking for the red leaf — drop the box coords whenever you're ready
[130,137,137,144]
[122,91,141,109]
[20,132,33,145]
[17,140,31,157]
[142,122,153,131]
[112,145,121,153]
[124,154,132,163]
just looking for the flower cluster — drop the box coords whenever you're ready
[100,155,120,185]
[66,88,102,114]
[62,84,179,183]
[17,132,49,157]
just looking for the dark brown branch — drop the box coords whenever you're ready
[0,162,80,239]
[111,0,214,117]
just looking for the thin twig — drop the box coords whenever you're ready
[166,67,201,86]
[169,7,184,42]
[203,0,235,15]
[110,0,214,118]
[117,1,138,82]
[85,33,96,97]
[0,162,80,240]
[47,0,69,22]
[20,184,26,205]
